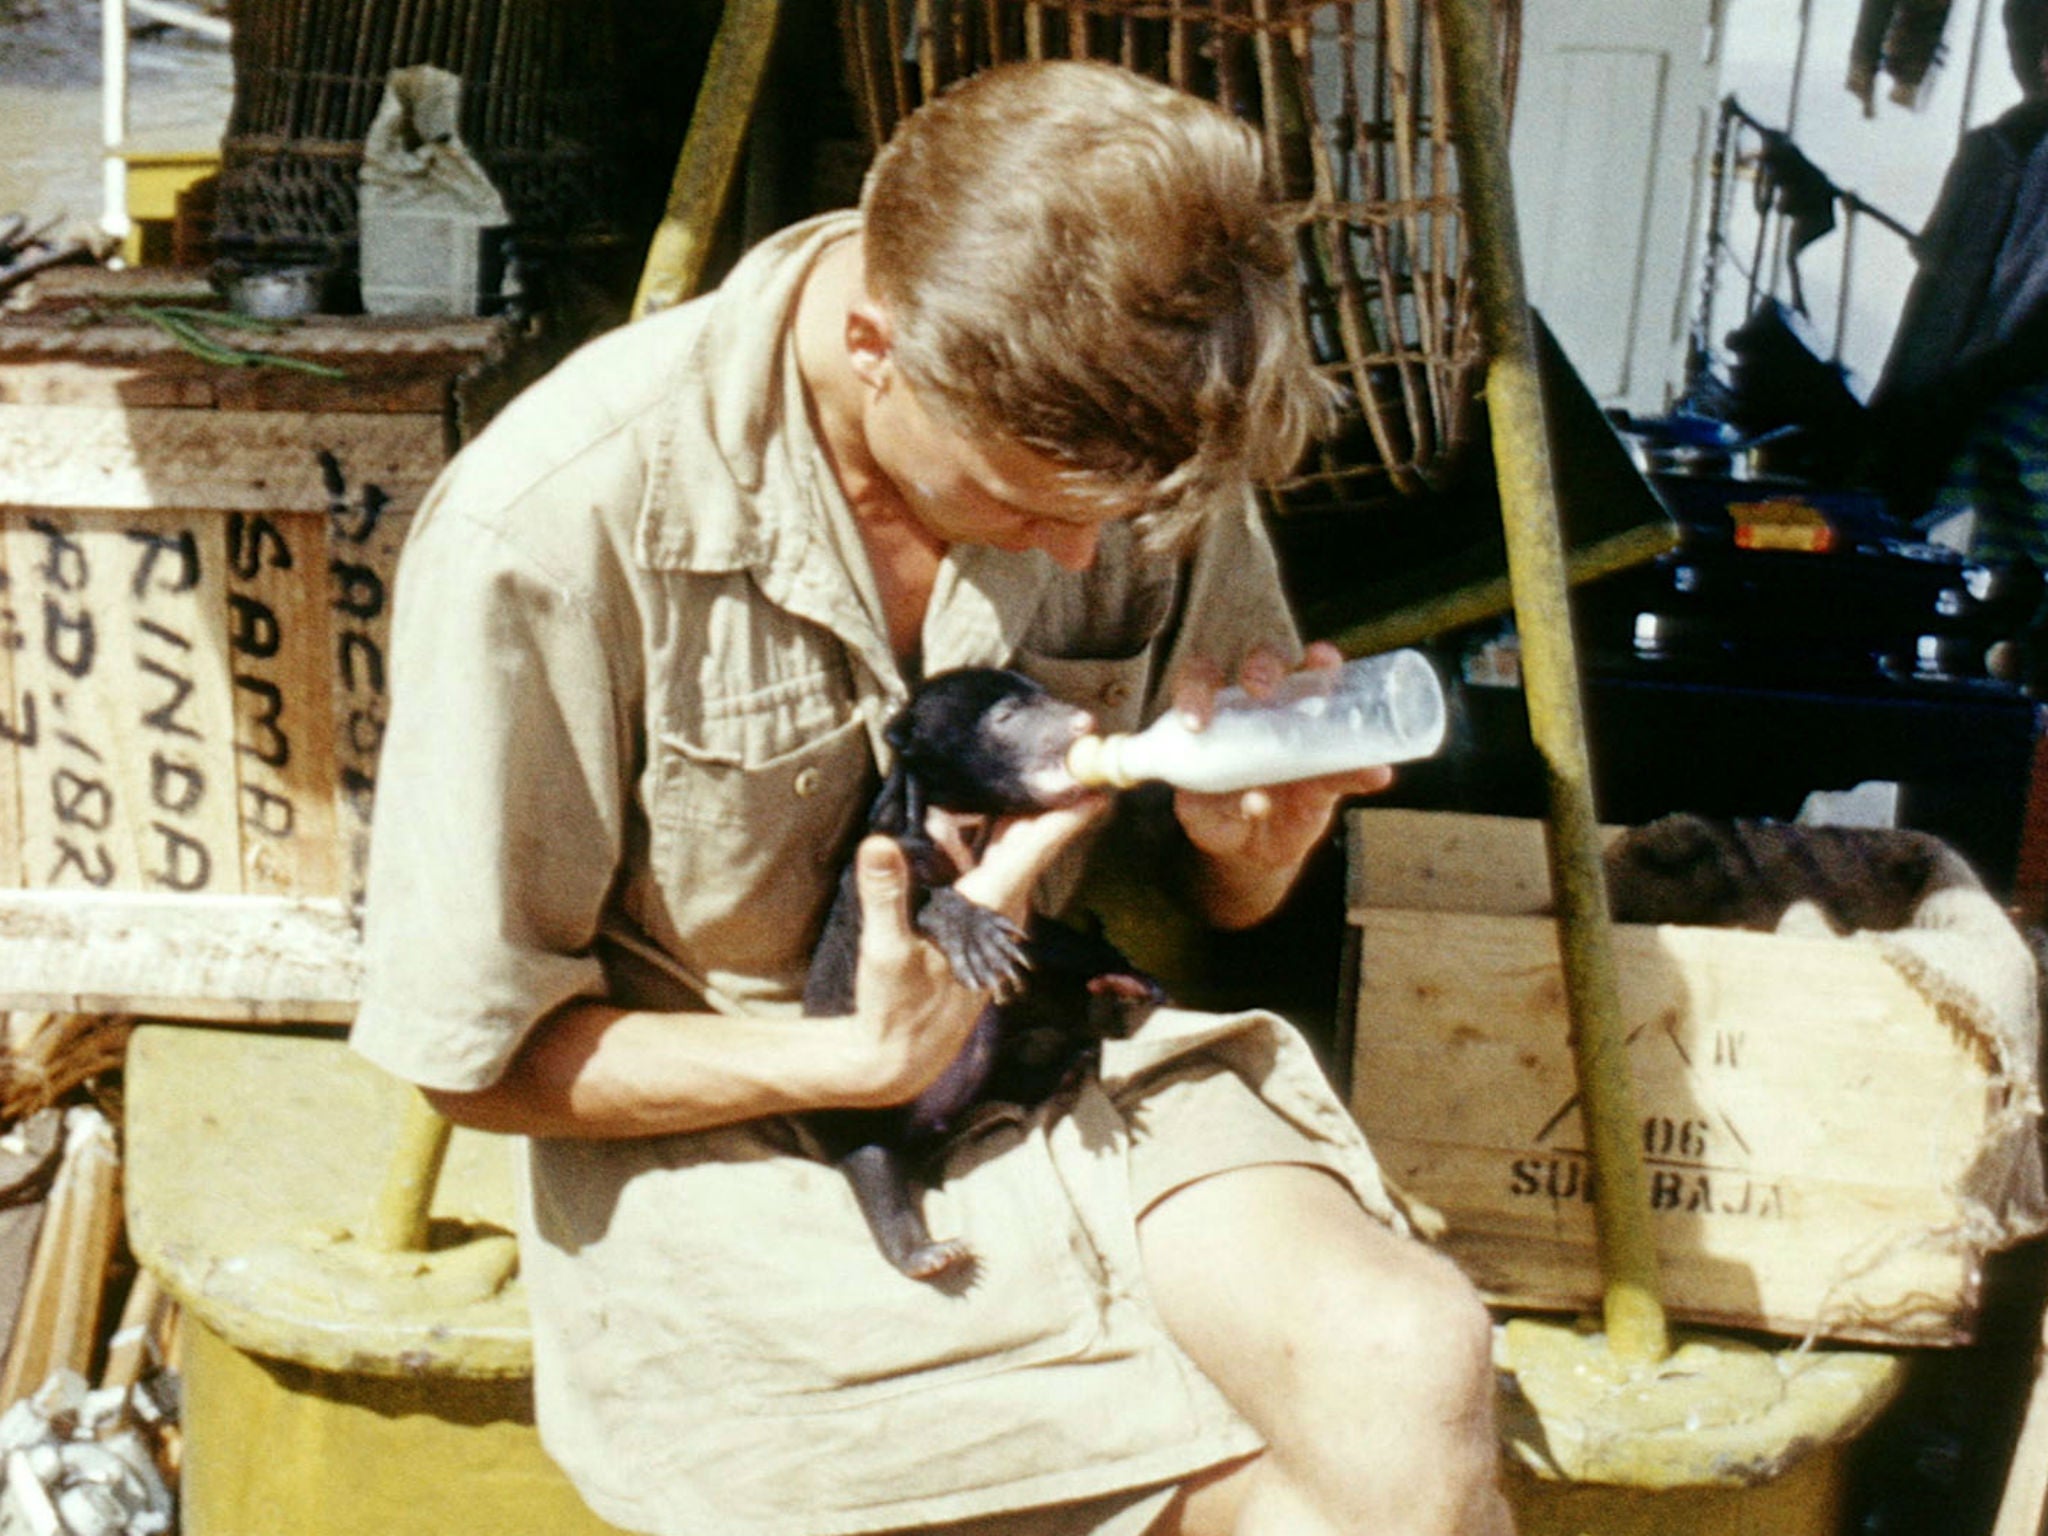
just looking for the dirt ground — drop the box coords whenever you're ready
[0,0,231,244]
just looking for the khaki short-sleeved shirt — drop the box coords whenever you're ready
[352,214,1399,1536]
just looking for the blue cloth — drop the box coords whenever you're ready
[1930,376,2048,567]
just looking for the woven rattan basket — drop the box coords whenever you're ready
[215,0,634,271]
[837,0,1520,516]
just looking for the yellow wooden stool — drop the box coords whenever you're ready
[115,145,218,266]
[1498,1317,1905,1536]
[123,1025,626,1536]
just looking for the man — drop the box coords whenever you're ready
[1868,0,2048,566]
[352,59,1513,1536]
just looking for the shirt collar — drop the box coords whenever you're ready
[634,211,861,576]
[627,210,1064,689]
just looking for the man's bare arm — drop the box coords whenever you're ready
[427,801,1106,1139]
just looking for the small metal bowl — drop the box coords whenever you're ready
[224,265,333,318]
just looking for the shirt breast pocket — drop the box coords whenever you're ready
[644,712,874,994]
[1010,650,1155,739]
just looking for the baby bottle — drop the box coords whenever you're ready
[1065,648,1448,794]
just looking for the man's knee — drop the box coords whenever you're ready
[1141,1165,1499,1432]
[1266,1237,1513,1532]
[1324,1239,1498,1425]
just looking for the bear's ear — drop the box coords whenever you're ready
[884,710,913,755]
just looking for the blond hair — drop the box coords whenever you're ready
[860,60,1332,549]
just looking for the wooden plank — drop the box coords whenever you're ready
[0,1106,122,1411]
[3,511,241,895]
[0,890,359,1023]
[0,532,20,889]
[1351,904,1998,1344]
[324,471,410,909]
[99,1267,166,1406]
[0,363,216,410]
[1347,807,1626,916]
[0,358,463,417]
[1432,1224,1973,1346]
[0,408,445,512]
[1369,1138,1981,1341]
[224,511,340,896]
[1358,910,1993,1179]
[118,512,241,894]
[7,511,144,893]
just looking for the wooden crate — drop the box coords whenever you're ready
[1346,808,2033,1346]
[0,273,519,1021]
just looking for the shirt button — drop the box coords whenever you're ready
[1101,681,1131,708]
[793,767,823,797]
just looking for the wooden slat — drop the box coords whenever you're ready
[8,510,126,891]
[225,511,340,896]
[0,358,465,417]
[1359,909,1993,1176]
[0,408,445,512]
[124,512,241,893]
[99,1267,166,1406]
[1347,807,1628,916]
[0,531,20,889]
[0,1106,123,1410]
[0,890,359,1022]
[1368,1139,1981,1342]
[9,513,145,893]
[0,363,217,411]
[4,510,243,895]
[326,496,411,909]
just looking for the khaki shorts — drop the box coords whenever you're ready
[900,1058,1360,1536]
[522,1006,1402,1536]
[1125,1057,1357,1217]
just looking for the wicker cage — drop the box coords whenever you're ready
[215,0,636,271]
[837,0,1519,517]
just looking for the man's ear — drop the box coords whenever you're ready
[846,300,895,393]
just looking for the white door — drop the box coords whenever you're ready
[1509,0,1726,413]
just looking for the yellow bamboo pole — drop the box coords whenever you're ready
[633,0,786,319]
[363,1087,453,1255]
[1437,0,1668,1365]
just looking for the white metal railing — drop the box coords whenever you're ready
[99,0,232,243]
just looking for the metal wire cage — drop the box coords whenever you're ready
[836,0,1520,516]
